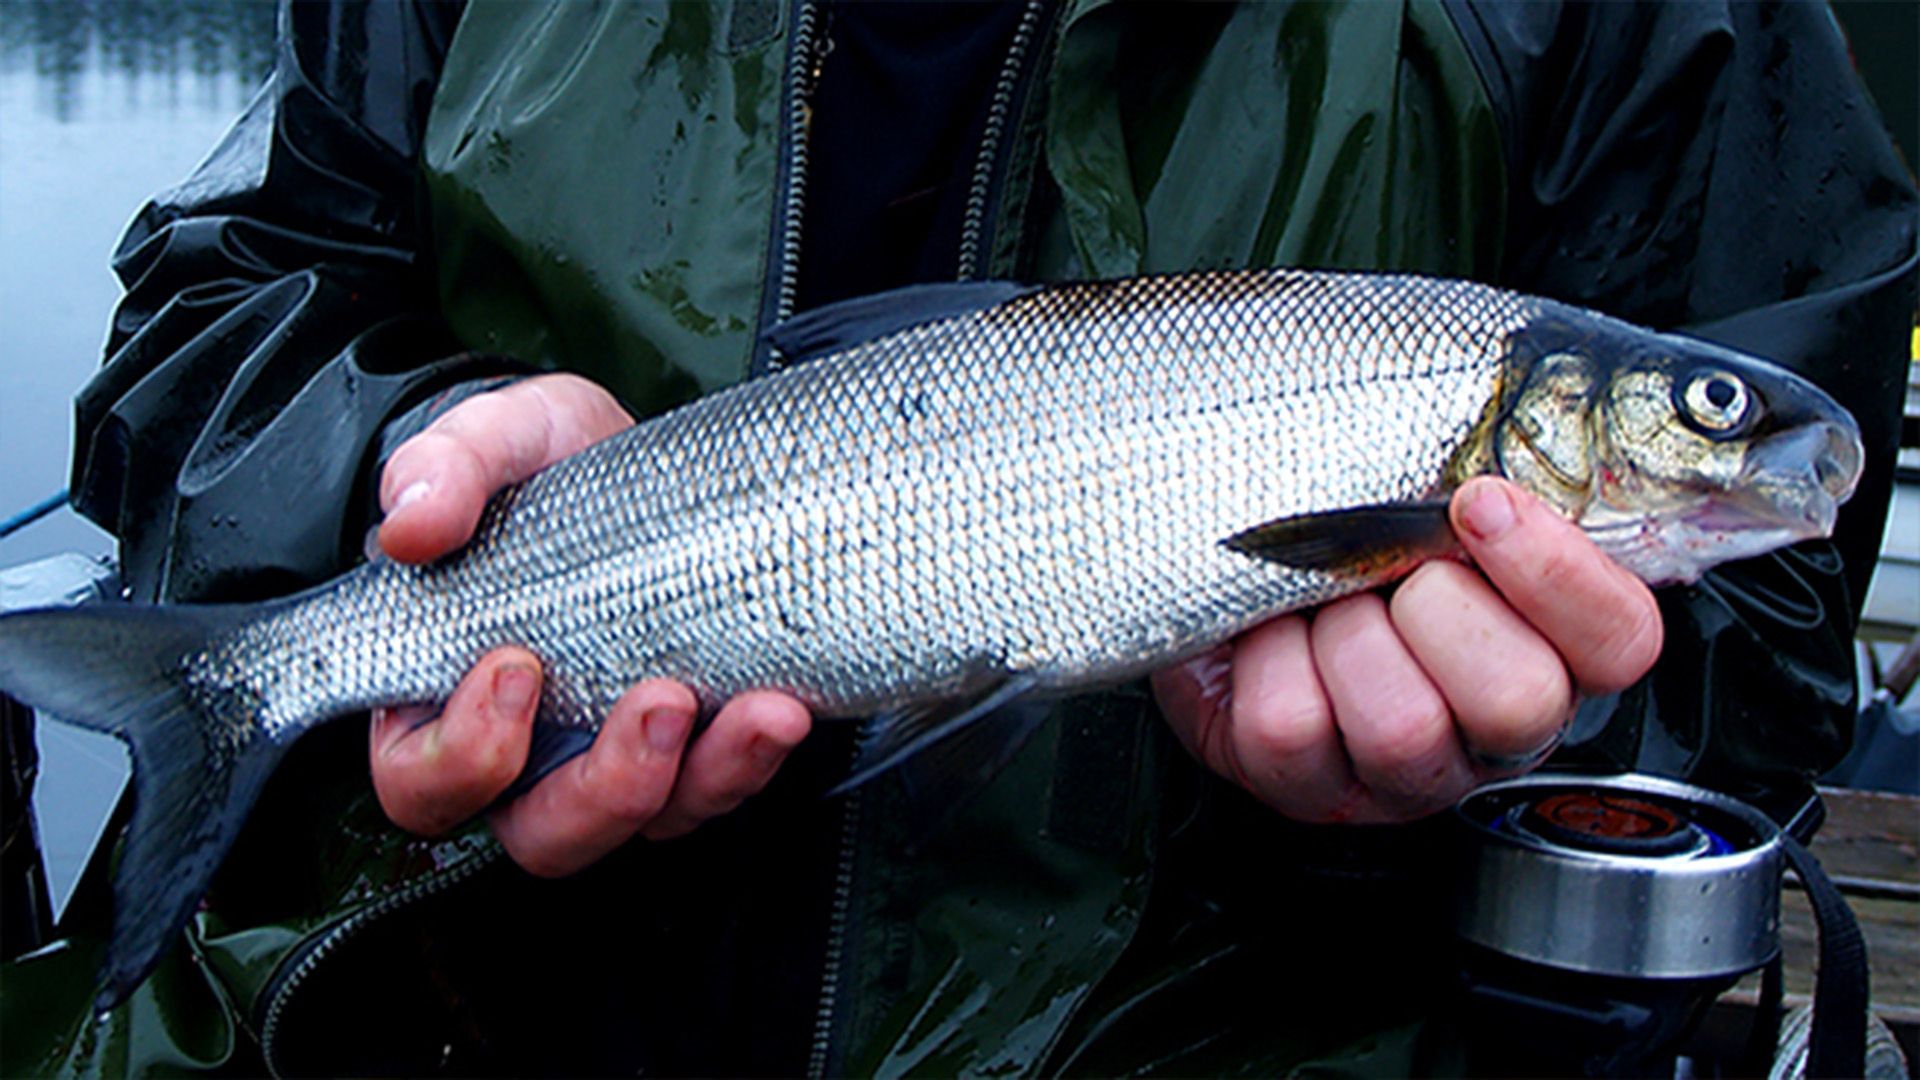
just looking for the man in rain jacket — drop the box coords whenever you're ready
[6,1,1915,1075]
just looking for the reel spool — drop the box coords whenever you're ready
[1448,773,1786,1076]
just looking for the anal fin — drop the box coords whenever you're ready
[829,674,1043,797]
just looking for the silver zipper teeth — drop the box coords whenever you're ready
[806,753,865,1079]
[771,0,826,369]
[258,842,502,1077]
[782,4,852,1071]
[956,0,1048,281]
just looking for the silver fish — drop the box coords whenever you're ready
[0,269,1862,1006]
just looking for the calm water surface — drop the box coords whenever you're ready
[1,0,273,917]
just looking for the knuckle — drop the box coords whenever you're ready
[695,788,751,822]
[1360,700,1454,774]
[1390,783,1465,820]
[376,782,460,837]
[1185,701,1242,784]
[1230,687,1332,764]
[464,741,522,796]
[501,837,576,880]
[580,759,671,825]
[641,812,703,842]
[600,782,673,827]
[437,716,521,791]
[1358,746,1466,813]
[373,790,431,835]
[433,388,510,434]
[1393,561,1456,610]
[1476,660,1570,737]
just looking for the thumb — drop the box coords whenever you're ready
[1449,477,1663,692]
[378,375,634,564]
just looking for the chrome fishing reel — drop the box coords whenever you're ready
[1446,773,1789,1077]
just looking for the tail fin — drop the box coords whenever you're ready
[0,601,289,1010]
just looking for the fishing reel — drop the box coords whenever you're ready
[1446,773,1787,1077]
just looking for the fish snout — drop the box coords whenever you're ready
[1814,420,1863,504]
[1736,419,1862,538]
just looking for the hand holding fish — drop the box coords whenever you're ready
[1154,476,1663,824]
[369,375,811,875]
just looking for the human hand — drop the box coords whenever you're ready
[1152,476,1663,824]
[368,374,812,875]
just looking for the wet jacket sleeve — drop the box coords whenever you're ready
[68,0,508,605]
[1452,0,1919,818]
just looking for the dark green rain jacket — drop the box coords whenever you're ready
[6,0,1915,1075]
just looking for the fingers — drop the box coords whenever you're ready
[377,375,634,564]
[367,374,797,874]
[1451,477,1663,692]
[484,685,811,876]
[487,680,697,877]
[371,664,810,875]
[1391,560,1572,763]
[1311,593,1477,819]
[1155,619,1377,822]
[641,692,811,841]
[1162,584,1569,824]
[371,647,541,835]
[1160,477,1664,825]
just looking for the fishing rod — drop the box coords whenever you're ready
[0,491,68,541]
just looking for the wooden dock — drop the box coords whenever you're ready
[1695,786,1920,1070]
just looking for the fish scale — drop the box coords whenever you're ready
[220,271,1526,740]
[0,267,1862,1008]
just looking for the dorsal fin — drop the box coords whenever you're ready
[764,281,1039,365]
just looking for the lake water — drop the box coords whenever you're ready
[1,0,274,919]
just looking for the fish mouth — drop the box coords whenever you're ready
[1695,420,1861,541]
[1680,492,1834,544]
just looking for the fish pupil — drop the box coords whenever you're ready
[1704,378,1736,408]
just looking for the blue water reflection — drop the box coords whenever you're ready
[1,0,274,920]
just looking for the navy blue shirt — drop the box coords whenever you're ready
[796,1,1033,311]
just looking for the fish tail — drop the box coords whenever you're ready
[0,601,288,1010]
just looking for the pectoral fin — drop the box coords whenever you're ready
[1223,500,1458,574]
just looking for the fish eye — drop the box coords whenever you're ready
[1678,369,1752,436]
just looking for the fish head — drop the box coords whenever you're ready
[1488,314,1862,586]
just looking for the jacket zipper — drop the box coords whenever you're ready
[956,0,1049,281]
[257,842,502,1077]
[768,0,828,370]
[806,735,866,1079]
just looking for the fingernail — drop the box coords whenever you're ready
[644,709,691,753]
[1458,480,1516,541]
[392,479,432,513]
[492,664,538,717]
